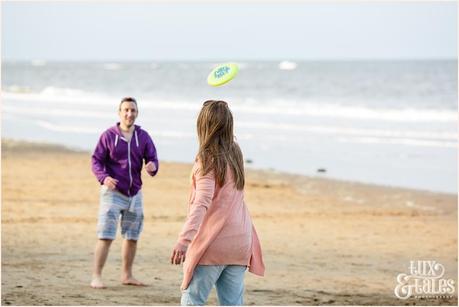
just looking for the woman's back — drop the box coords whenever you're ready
[195,163,253,265]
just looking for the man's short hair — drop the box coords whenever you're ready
[119,97,138,111]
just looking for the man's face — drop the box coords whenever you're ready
[119,101,138,128]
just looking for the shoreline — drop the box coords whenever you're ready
[2,138,456,197]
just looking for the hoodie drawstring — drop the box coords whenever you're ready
[115,134,119,147]
[135,130,139,147]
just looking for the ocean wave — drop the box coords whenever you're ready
[5,105,113,119]
[2,88,116,106]
[2,89,457,123]
[231,104,457,123]
[36,121,101,134]
[237,122,457,141]
[34,120,196,139]
[103,63,122,70]
[4,85,32,93]
[337,137,457,148]
[6,102,455,148]
[40,86,89,97]
[1,90,200,110]
[279,60,297,70]
[31,60,46,67]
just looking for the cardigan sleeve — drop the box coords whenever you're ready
[177,168,215,246]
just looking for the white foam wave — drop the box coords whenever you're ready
[2,89,457,123]
[4,105,457,147]
[237,122,457,141]
[34,121,255,141]
[4,105,113,119]
[337,137,457,148]
[1,90,198,111]
[4,85,32,93]
[103,63,122,70]
[279,61,297,70]
[154,131,194,138]
[34,120,196,139]
[31,60,46,67]
[36,121,101,134]
[231,104,457,123]
[39,86,89,97]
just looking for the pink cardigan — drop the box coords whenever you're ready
[178,161,265,290]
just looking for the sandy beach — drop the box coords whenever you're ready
[1,139,457,305]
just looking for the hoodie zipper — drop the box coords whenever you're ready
[127,138,133,197]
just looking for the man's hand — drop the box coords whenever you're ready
[145,161,157,174]
[103,176,118,190]
[171,242,188,265]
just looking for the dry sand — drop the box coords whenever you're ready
[1,139,457,305]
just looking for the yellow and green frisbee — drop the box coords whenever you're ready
[207,63,239,86]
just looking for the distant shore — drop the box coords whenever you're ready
[2,139,457,305]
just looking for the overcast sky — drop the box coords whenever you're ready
[2,1,457,61]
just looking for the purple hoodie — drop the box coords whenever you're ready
[92,123,159,197]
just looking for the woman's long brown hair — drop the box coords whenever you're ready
[196,100,245,190]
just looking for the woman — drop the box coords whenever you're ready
[171,100,265,306]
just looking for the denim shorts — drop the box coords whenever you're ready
[96,185,144,241]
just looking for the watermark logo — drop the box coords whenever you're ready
[394,260,456,299]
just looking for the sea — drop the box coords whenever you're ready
[2,60,457,193]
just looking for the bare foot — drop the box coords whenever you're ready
[90,276,106,289]
[121,277,147,286]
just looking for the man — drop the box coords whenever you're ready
[90,97,158,289]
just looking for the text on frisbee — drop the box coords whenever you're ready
[207,63,239,86]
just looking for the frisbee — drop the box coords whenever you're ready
[207,63,239,86]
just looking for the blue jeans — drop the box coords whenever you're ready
[181,265,247,306]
